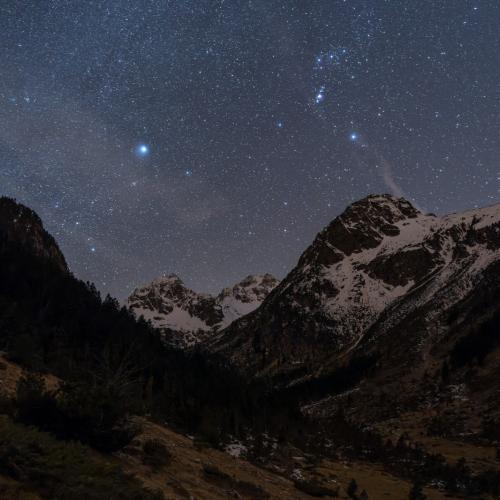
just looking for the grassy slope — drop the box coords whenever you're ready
[118,418,450,499]
[0,415,162,499]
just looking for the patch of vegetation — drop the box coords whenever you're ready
[450,298,500,367]
[14,372,140,452]
[409,481,426,500]
[202,463,269,499]
[142,439,172,470]
[481,418,500,442]
[426,413,464,439]
[347,478,358,497]
[293,478,339,497]
[0,390,14,416]
[0,415,163,499]
[279,354,378,406]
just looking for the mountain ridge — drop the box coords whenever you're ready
[209,194,500,388]
[127,272,279,348]
[0,196,68,273]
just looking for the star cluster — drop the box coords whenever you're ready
[0,1,499,298]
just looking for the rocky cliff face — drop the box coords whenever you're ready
[127,273,279,348]
[210,195,500,389]
[0,197,68,273]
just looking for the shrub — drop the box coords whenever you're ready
[294,479,338,497]
[202,463,269,499]
[15,372,60,429]
[409,481,426,500]
[142,439,172,469]
[347,478,358,497]
[202,463,232,481]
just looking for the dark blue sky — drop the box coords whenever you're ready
[1,1,499,298]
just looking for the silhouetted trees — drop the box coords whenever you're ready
[0,231,277,445]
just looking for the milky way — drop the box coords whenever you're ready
[0,1,499,298]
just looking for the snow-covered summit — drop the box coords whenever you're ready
[211,195,500,378]
[127,273,279,348]
[218,274,279,327]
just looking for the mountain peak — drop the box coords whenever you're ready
[212,195,500,381]
[128,273,280,348]
[299,194,423,268]
[0,197,68,272]
[343,194,422,226]
[150,273,185,287]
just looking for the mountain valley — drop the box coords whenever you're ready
[1,194,500,499]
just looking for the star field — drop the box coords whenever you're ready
[0,1,499,298]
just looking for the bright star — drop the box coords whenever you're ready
[136,144,150,157]
[350,132,359,141]
[314,85,326,104]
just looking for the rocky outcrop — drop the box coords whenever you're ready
[0,197,68,273]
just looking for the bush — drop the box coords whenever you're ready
[202,463,269,498]
[142,439,172,469]
[8,334,42,370]
[294,479,338,497]
[409,481,426,500]
[0,390,14,416]
[15,372,60,429]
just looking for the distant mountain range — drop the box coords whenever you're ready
[127,273,279,348]
[126,192,500,426]
[127,193,500,425]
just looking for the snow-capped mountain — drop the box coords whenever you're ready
[210,194,500,384]
[128,273,279,348]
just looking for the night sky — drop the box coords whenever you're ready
[1,1,499,299]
